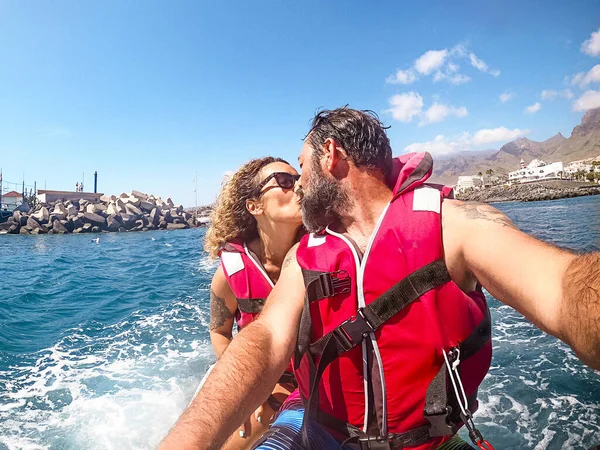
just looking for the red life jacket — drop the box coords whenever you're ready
[294,152,492,449]
[220,241,296,380]
[219,241,274,330]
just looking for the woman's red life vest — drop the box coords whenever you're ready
[219,241,274,330]
[294,152,493,449]
[219,241,296,380]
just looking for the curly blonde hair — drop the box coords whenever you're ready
[204,156,289,259]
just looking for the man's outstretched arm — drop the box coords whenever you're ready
[159,245,305,450]
[443,200,600,370]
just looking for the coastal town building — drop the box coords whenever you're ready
[454,175,484,194]
[508,159,564,184]
[1,191,23,209]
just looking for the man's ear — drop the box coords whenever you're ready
[246,198,263,217]
[323,138,348,174]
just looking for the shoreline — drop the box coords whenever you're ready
[455,180,600,203]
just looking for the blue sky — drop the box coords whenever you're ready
[2,1,600,206]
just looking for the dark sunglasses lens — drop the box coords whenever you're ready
[275,173,296,189]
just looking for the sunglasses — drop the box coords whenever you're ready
[256,172,300,196]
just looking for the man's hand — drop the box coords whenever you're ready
[442,200,600,370]
[159,244,305,450]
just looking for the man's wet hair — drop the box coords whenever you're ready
[306,106,393,177]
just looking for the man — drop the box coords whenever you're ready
[160,108,600,450]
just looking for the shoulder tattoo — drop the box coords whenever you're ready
[209,288,234,330]
[456,202,517,229]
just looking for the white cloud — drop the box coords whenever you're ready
[404,134,468,156]
[471,127,529,146]
[404,126,529,156]
[570,64,600,88]
[581,28,600,57]
[469,53,488,72]
[573,90,600,111]
[386,92,424,122]
[540,89,574,100]
[447,62,459,73]
[449,74,471,85]
[419,103,468,126]
[386,69,417,85]
[468,52,500,76]
[499,91,515,103]
[415,49,448,75]
[525,102,541,114]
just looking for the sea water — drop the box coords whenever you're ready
[1,196,599,449]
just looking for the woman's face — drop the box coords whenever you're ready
[254,162,302,226]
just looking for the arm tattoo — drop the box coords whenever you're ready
[210,288,234,331]
[457,202,517,229]
[282,244,298,270]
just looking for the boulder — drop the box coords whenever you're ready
[32,206,50,224]
[67,204,77,216]
[19,214,28,226]
[118,227,126,232]
[106,215,122,231]
[91,226,101,233]
[125,203,142,216]
[27,217,42,231]
[70,216,84,229]
[15,202,31,213]
[86,204,101,214]
[155,198,165,207]
[63,219,74,233]
[20,227,31,235]
[51,212,66,221]
[167,223,188,230]
[95,203,107,212]
[100,195,112,203]
[8,223,20,234]
[120,213,137,230]
[54,203,68,215]
[82,223,92,233]
[106,203,119,216]
[52,219,69,234]
[166,197,174,208]
[133,220,145,231]
[140,201,155,212]
[73,228,83,233]
[13,210,21,223]
[174,218,183,225]
[158,220,167,230]
[187,218,196,228]
[132,190,148,200]
[149,208,160,226]
[0,222,14,231]
[176,205,184,214]
[162,210,173,223]
[119,193,128,199]
[31,228,41,235]
[115,199,127,214]
[124,196,141,207]
[83,212,106,227]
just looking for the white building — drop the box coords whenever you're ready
[564,161,593,175]
[454,175,484,194]
[508,159,564,184]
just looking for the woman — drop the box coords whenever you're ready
[203,156,303,450]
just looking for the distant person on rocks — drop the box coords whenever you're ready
[80,183,84,192]
[195,156,304,450]
[76,182,79,192]
[160,108,600,450]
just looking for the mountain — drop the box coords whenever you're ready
[428,108,600,186]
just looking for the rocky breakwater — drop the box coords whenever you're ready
[456,180,600,203]
[0,190,208,235]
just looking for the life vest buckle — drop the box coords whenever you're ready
[424,405,456,437]
[334,309,374,349]
[358,435,393,450]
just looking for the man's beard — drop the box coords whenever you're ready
[301,163,352,233]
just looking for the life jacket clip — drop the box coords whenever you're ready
[358,435,393,450]
[334,309,374,348]
[424,405,456,437]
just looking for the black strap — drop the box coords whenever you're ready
[277,371,298,388]
[424,364,456,437]
[236,297,266,314]
[309,260,451,357]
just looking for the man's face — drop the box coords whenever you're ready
[297,139,351,233]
